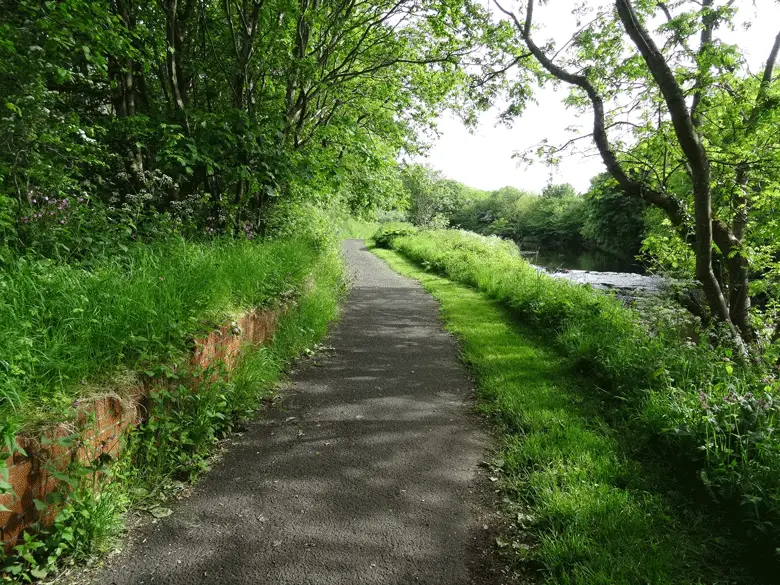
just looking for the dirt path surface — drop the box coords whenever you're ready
[91,240,494,585]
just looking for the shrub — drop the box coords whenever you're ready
[373,222,418,248]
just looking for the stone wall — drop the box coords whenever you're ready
[0,307,282,548]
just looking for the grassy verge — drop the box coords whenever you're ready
[337,216,380,239]
[373,244,762,585]
[380,229,780,560]
[0,237,322,434]
[0,241,345,582]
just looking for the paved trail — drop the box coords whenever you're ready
[93,240,493,585]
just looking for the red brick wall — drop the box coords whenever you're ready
[0,307,281,549]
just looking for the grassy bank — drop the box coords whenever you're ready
[377,228,779,578]
[0,237,325,434]
[372,244,760,584]
[0,238,345,581]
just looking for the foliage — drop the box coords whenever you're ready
[336,217,380,240]
[400,164,463,227]
[493,0,780,344]
[581,173,648,259]
[0,237,323,433]
[375,244,756,585]
[541,182,576,199]
[373,222,419,249]
[0,0,513,250]
[388,228,780,555]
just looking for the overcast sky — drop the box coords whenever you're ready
[418,0,780,194]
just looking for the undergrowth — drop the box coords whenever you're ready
[0,237,321,434]
[0,239,345,582]
[373,244,764,585]
[380,228,780,574]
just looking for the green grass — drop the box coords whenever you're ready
[1,242,346,581]
[381,229,780,561]
[336,216,380,239]
[373,245,760,585]
[0,237,323,434]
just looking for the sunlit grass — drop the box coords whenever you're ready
[373,246,755,585]
[0,237,323,433]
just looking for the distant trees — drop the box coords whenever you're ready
[581,174,647,257]
[449,180,645,256]
[401,164,471,227]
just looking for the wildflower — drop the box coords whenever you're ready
[72,400,80,408]
[59,220,65,224]
[21,216,29,223]
[698,391,709,409]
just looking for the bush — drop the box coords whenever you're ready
[389,228,780,549]
[373,222,418,248]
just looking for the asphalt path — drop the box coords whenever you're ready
[91,239,494,585]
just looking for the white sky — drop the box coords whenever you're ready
[418,0,780,193]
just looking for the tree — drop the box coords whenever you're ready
[0,0,504,252]
[493,0,780,347]
[401,164,461,226]
[582,173,647,258]
[542,183,576,199]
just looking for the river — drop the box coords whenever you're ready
[523,248,666,296]
[531,249,645,274]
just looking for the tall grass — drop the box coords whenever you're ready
[1,243,345,580]
[386,228,780,558]
[0,237,321,433]
[374,245,749,584]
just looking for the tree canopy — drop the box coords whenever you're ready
[492,0,780,347]
[0,0,510,254]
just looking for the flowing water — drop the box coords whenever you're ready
[523,248,667,296]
